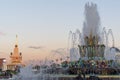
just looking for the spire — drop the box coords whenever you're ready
[15,35,18,47]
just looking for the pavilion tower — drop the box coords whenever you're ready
[7,35,24,70]
[10,35,22,64]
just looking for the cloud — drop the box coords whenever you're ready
[0,32,6,36]
[28,46,44,49]
[51,48,66,54]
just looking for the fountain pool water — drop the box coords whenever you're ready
[12,65,50,80]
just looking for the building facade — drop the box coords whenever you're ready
[0,58,6,71]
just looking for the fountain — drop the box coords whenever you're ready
[68,2,119,61]
[67,2,120,79]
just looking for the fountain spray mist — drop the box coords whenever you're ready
[83,2,101,42]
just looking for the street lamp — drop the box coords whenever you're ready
[3,59,6,63]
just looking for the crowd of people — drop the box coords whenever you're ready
[61,59,120,75]
[0,70,13,79]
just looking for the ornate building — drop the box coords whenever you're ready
[7,35,24,70]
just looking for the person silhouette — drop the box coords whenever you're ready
[75,69,83,80]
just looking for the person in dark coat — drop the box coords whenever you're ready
[75,74,83,80]
[75,69,83,80]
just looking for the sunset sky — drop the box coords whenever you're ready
[0,0,120,63]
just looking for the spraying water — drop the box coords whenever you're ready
[83,2,101,40]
